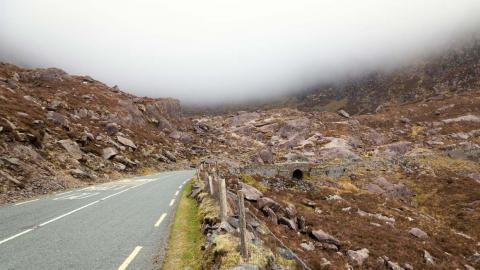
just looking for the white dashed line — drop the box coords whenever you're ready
[169,199,175,207]
[174,190,179,196]
[178,185,183,189]
[14,199,39,206]
[154,213,167,227]
[118,246,143,270]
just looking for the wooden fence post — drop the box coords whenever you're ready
[218,178,228,222]
[208,175,214,196]
[237,190,248,260]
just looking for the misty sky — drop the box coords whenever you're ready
[1,1,480,104]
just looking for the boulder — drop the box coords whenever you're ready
[239,182,263,201]
[105,123,120,135]
[102,147,118,160]
[46,111,69,128]
[259,148,273,164]
[257,197,281,211]
[347,248,369,266]
[300,242,315,251]
[164,150,177,162]
[58,139,83,160]
[117,136,137,149]
[279,217,297,231]
[338,109,351,118]
[311,229,341,247]
[424,250,435,265]
[70,168,91,179]
[409,227,428,239]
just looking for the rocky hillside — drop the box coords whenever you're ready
[200,88,480,269]
[0,63,210,204]
[296,38,480,114]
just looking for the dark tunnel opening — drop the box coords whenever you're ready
[292,169,303,180]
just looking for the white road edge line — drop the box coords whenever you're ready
[14,199,39,206]
[118,246,143,270]
[178,185,182,189]
[169,199,175,207]
[0,184,144,245]
[0,229,33,245]
[174,190,179,196]
[54,190,73,196]
[154,213,167,227]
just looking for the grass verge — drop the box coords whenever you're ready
[163,179,203,270]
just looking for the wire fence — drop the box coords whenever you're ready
[196,162,311,270]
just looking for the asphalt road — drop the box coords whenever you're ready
[0,170,194,270]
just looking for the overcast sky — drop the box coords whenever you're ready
[1,1,480,104]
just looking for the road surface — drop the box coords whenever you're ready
[0,170,194,270]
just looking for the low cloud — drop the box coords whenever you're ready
[1,0,480,104]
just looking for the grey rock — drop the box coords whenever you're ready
[58,139,83,160]
[279,217,297,231]
[102,147,118,160]
[257,197,281,211]
[70,168,91,179]
[423,250,435,265]
[164,150,177,162]
[347,248,369,266]
[300,242,315,251]
[47,111,69,128]
[259,148,273,164]
[105,123,120,135]
[239,182,263,201]
[117,136,137,149]
[409,228,428,239]
[311,229,341,247]
[338,109,351,118]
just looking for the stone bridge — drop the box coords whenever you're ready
[241,162,349,180]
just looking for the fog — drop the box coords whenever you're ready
[1,1,480,105]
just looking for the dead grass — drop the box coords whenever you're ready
[163,180,203,270]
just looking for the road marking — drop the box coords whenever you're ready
[169,199,175,206]
[174,190,179,196]
[154,213,167,227]
[118,246,143,270]
[39,200,100,227]
[178,185,182,189]
[0,229,33,245]
[0,184,143,245]
[53,192,100,200]
[54,190,73,196]
[14,199,39,206]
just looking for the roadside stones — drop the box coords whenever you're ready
[116,136,137,149]
[347,248,370,266]
[58,139,83,160]
[311,229,341,247]
[102,147,118,160]
[70,168,91,179]
[409,227,428,239]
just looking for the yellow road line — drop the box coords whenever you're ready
[118,246,143,270]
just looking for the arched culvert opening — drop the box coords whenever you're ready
[292,169,303,180]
